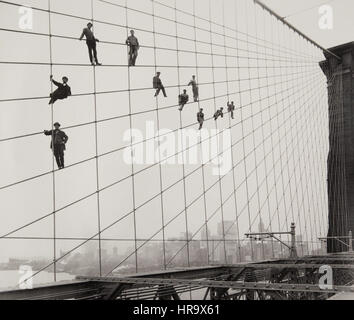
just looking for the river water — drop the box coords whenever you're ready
[0,270,75,291]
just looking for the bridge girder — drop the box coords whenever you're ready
[2,255,354,300]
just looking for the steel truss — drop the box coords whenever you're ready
[1,254,354,300]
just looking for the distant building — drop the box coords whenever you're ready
[258,218,267,233]
[216,221,239,264]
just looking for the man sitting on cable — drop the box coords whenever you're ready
[178,89,189,111]
[48,75,71,105]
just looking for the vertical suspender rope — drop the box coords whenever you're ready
[255,7,276,259]
[260,6,275,258]
[208,0,228,264]
[221,0,242,263]
[192,0,211,266]
[237,0,254,260]
[173,0,192,300]
[124,0,139,274]
[91,0,102,276]
[274,13,289,254]
[48,0,57,282]
[249,0,265,260]
[307,40,328,249]
[151,0,167,271]
[173,0,191,270]
[272,13,286,257]
[291,29,308,252]
[281,26,297,249]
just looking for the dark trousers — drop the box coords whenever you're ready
[198,120,204,130]
[49,91,65,105]
[87,40,98,64]
[49,93,58,105]
[155,85,167,97]
[193,87,199,102]
[53,144,65,169]
[128,45,138,66]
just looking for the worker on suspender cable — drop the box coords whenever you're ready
[153,72,167,97]
[188,75,199,102]
[48,75,71,105]
[214,107,224,121]
[44,122,69,170]
[197,108,205,130]
[178,89,189,111]
[79,22,102,66]
[126,30,140,66]
[227,101,235,119]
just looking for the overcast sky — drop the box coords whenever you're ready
[264,0,352,49]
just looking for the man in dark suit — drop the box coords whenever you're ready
[188,75,199,102]
[48,75,71,105]
[197,108,205,130]
[227,101,235,119]
[153,72,167,97]
[79,22,102,66]
[214,107,224,121]
[44,122,69,170]
[178,89,189,111]
[126,29,140,66]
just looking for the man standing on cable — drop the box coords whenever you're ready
[126,29,140,66]
[227,101,235,119]
[153,72,167,97]
[48,75,71,105]
[79,22,102,66]
[44,122,69,170]
[197,108,205,130]
[188,75,199,102]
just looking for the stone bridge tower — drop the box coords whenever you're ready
[320,42,354,253]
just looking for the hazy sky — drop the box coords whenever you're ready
[0,0,330,287]
[264,0,353,49]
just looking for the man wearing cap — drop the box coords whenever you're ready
[153,72,167,97]
[126,29,140,66]
[79,22,102,66]
[197,108,205,130]
[44,122,69,170]
[48,75,71,105]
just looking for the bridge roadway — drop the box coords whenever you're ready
[1,253,354,300]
